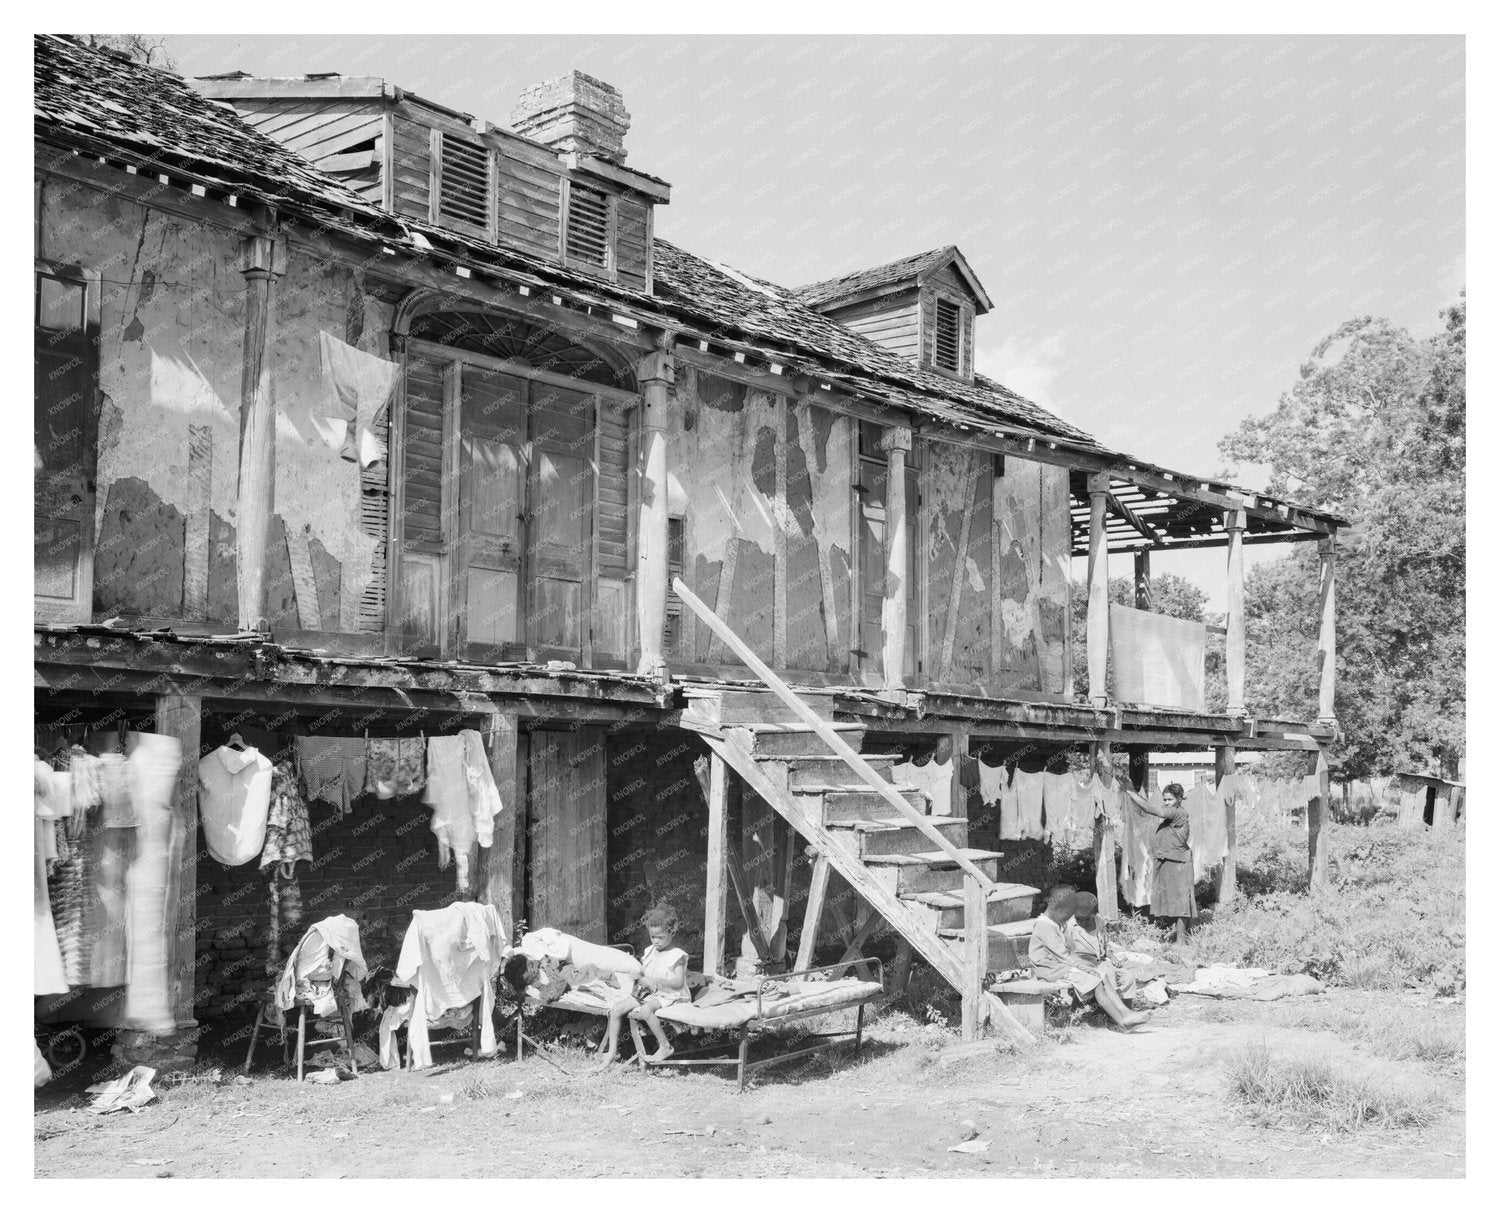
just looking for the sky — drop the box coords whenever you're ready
[163,34,1466,608]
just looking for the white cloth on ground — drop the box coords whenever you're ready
[392,902,504,1070]
[198,744,273,866]
[1168,964,1270,994]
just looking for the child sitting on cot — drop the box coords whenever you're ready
[596,903,690,1066]
[1029,887,1147,1030]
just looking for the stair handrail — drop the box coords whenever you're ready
[673,577,997,895]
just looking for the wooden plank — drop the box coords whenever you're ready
[284,523,322,630]
[1226,510,1247,714]
[157,692,202,1035]
[235,237,279,632]
[1216,744,1237,906]
[773,394,788,668]
[1085,473,1109,707]
[794,853,832,971]
[675,576,997,893]
[701,753,729,976]
[1317,538,1337,723]
[528,729,606,939]
[1309,749,1330,889]
[183,424,212,620]
[961,874,987,1041]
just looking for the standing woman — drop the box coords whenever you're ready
[1121,781,1195,943]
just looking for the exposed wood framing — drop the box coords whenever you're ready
[773,395,789,668]
[1317,538,1337,724]
[795,854,832,972]
[235,228,285,632]
[700,752,729,976]
[881,424,913,692]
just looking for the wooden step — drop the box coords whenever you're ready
[938,919,1036,973]
[785,753,900,789]
[860,852,1001,896]
[808,785,930,823]
[716,688,840,724]
[899,883,1038,931]
[744,723,866,757]
[828,816,969,857]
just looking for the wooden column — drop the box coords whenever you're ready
[157,692,202,1036]
[1309,749,1330,888]
[1225,509,1247,715]
[482,710,521,937]
[961,873,987,1042]
[948,731,970,819]
[1092,741,1119,921]
[794,853,831,972]
[235,229,286,633]
[1134,548,1152,610]
[704,751,729,976]
[880,425,913,694]
[1216,744,1237,906]
[1317,537,1337,725]
[1086,472,1111,707]
[634,339,674,677]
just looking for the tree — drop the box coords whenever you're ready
[80,35,175,69]
[1219,296,1465,779]
[1070,571,1226,708]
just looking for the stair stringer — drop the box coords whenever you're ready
[700,727,965,992]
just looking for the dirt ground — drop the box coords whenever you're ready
[34,986,1464,1179]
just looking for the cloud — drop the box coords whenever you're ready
[978,330,1068,410]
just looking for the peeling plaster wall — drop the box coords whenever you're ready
[665,369,853,675]
[37,175,394,634]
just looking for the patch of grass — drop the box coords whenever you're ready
[1226,1040,1444,1133]
[1273,1000,1466,1074]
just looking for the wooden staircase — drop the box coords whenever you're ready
[672,582,1040,1044]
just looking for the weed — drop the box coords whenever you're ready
[1226,1040,1444,1133]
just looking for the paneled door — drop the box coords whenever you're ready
[34,263,101,624]
[527,729,606,940]
[456,365,526,661]
[526,381,595,663]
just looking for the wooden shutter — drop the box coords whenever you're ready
[356,409,390,632]
[934,297,962,372]
[564,182,612,270]
[437,134,491,232]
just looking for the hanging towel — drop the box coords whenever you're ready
[123,732,182,1034]
[998,768,1021,840]
[1013,770,1046,840]
[1042,771,1077,846]
[978,758,1008,809]
[365,737,426,799]
[295,736,367,818]
[461,729,505,849]
[425,736,477,890]
[317,331,395,468]
[199,744,273,866]
[895,756,952,818]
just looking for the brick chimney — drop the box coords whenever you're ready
[510,71,630,164]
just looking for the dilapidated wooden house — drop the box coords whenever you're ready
[34,34,1346,1063]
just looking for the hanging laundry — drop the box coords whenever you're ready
[1042,770,1080,847]
[1013,769,1046,841]
[463,730,505,850]
[365,736,426,800]
[35,765,68,995]
[1185,778,1227,882]
[47,831,85,987]
[422,732,504,892]
[295,735,367,818]
[997,768,1021,840]
[977,758,1008,808]
[261,761,313,978]
[317,331,395,468]
[199,742,273,866]
[1117,790,1156,908]
[123,731,182,1034]
[895,755,954,818]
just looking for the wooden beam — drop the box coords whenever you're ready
[634,345,673,677]
[482,709,521,935]
[700,752,730,976]
[773,395,789,669]
[1309,749,1330,888]
[961,874,987,1042]
[235,230,285,631]
[1086,472,1110,708]
[1216,744,1237,907]
[157,692,202,1036]
[1225,510,1247,716]
[795,854,832,972]
[880,425,913,693]
[1134,548,1152,611]
[1106,491,1161,544]
[1092,741,1119,921]
[1317,537,1337,725]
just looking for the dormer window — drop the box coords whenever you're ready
[436,133,492,233]
[563,180,614,274]
[934,297,963,373]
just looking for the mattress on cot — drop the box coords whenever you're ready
[534,978,882,1030]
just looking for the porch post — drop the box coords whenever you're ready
[704,751,729,976]
[1317,536,1337,725]
[1309,749,1331,888]
[482,710,521,936]
[1092,741,1119,921]
[635,336,675,677]
[235,227,286,632]
[880,425,913,694]
[1086,472,1110,707]
[1225,508,1247,715]
[1216,743,1237,905]
[158,692,202,1058]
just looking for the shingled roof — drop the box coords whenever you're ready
[795,245,993,313]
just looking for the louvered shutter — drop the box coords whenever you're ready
[438,134,491,231]
[565,183,612,269]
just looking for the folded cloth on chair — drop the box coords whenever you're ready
[393,902,504,1069]
[274,914,368,1022]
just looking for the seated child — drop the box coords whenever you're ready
[1029,886,1147,1030]
[1066,892,1138,1001]
[596,902,690,1065]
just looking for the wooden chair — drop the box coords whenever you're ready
[244,981,360,1082]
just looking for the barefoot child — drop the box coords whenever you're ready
[597,903,690,1065]
[1029,886,1147,1029]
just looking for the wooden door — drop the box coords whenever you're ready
[456,364,526,661]
[396,353,448,655]
[527,729,606,940]
[34,263,101,624]
[526,382,595,662]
